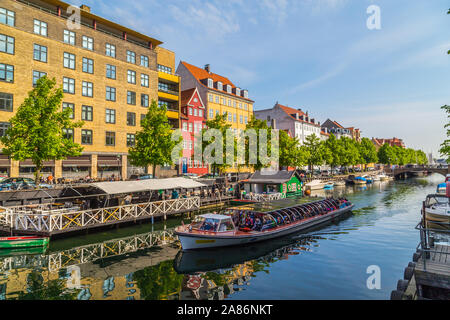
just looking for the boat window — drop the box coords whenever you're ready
[192,217,220,232]
[218,219,235,232]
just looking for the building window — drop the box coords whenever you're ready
[217,82,223,91]
[245,116,248,124]
[127,70,136,84]
[62,102,74,119]
[33,44,47,62]
[208,94,213,102]
[207,78,213,88]
[0,63,13,83]
[82,81,93,97]
[228,113,232,122]
[106,64,116,79]
[188,108,193,116]
[193,108,198,117]
[244,104,248,110]
[0,34,14,54]
[215,96,219,103]
[199,109,203,117]
[106,109,116,124]
[32,71,46,86]
[126,50,136,64]
[82,57,94,74]
[63,52,76,69]
[106,43,116,58]
[62,128,74,141]
[140,114,146,125]
[240,115,243,124]
[209,109,214,119]
[63,30,75,45]
[188,123,193,133]
[0,8,15,27]
[141,74,149,87]
[127,134,135,147]
[81,105,93,121]
[182,122,187,131]
[105,131,115,146]
[141,55,149,67]
[0,93,13,112]
[106,86,116,101]
[81,129,92,145]
[63,77,75,94]
[127,112,136,126]
[34,20,47,36]
[127,91,136,105]
[82,36,93,51]
[141,94,149,107]
[233,113,237,123]
[228,99,231,107]
[0,122,10,137]
[157,64,172,74]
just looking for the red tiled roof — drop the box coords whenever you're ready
[180,61,254,103]
[276,103,321,127]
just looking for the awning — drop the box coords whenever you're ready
[88,177,207,195]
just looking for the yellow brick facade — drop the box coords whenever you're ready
[0,0,176,180]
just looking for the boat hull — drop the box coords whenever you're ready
[176,205,354,250]
[0,236,49,249]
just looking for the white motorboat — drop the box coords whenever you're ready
[424,194,450,225]
[379,174,389,181]
[372,175,381,182]
[304,180,326,191]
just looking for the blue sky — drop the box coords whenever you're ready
[69,0,449,157]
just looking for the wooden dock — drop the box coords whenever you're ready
[391,221,450,300]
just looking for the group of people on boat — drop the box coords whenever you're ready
[234,198,351,232]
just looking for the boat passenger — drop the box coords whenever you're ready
[253,218,262,231]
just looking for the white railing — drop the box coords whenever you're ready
[0,197,200,234]
[246,193,285,202]
[0,229,177,273]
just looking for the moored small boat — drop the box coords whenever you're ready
[175,198,354,250]
[437,183,446,195]
[379,174,389,181]
[334,180,346,187]
[354,177,367,185]
[0,236,50,249]
[372,175,381,182]
[423,194,449,226]
[304,180,326,191]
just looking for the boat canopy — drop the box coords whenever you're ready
[200,214,233,220]
[87,178,207,195]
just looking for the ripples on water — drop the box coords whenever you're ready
[0,174,445,300]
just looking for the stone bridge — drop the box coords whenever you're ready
[385,166,449,178]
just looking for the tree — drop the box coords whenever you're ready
[279,130,309,169]
[358,138,378,170]
[378,143,397,166]
[1,76,83,184]
[323,134,343,171]
[339,136,361,170]
[304,134,325,173]
[242,117,275,171]
[439,105,450,162]
[416,150,428,165]
[129,100,181,178]
[201,113,234,175]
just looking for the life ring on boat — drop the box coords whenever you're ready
[239,227,252,232]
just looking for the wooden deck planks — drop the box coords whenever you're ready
[415,244,450,290]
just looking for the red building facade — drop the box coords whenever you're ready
[180,88,208,176]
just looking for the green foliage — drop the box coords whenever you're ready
[440,105,450,162]
[339,136,360,167]
[378,143,397,165]
[359,137,379,165]
[304,134,326,171]
[1,76,83,183]
[133,260,183,300]
[202,113,234,175]
[129,100,181,178]
[279,130,309,168]
[243,117,275,171]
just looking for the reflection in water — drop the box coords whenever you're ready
[0,175,445,300]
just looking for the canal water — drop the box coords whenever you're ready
[0,174,445,300]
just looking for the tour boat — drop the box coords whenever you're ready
[304,180,326,191]
[424,194,450,225]
[0,236,50,249]
[174,198,354,250]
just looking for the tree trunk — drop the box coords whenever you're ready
[152,165,156,179]
[34,165,42,186]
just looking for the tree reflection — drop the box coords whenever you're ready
[14,271,77,300]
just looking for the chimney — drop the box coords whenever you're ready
[80,4,91,12]
[204,64,210,73]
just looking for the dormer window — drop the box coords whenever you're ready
[235,87,241,96]
[226,85,232,93]
[207,78,213,88]
[243,90,248,99]
[217,81,223,91]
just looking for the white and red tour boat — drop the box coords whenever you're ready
[175,197,354,250]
